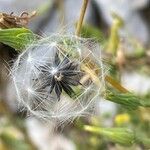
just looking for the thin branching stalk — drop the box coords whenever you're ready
[76,0,89,36]
[75,0,129,93]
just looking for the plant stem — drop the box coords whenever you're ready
[75,0,89,36]
[75,0,129,93]
[107,13,123,54]
[105,75,129,93]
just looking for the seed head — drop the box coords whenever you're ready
[11,35,106,124]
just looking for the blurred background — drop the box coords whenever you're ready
[0,0,150,150]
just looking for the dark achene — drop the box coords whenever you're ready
[41,52,82,100]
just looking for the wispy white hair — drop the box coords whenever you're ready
[11,34,106,125]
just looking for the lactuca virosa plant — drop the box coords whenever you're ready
[11,35,106,124]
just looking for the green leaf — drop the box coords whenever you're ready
[0,28,36,51]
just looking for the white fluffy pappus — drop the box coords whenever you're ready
[11,35,106,125]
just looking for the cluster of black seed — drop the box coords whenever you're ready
[39,52,82,100]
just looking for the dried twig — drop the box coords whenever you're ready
[75,0,89,36]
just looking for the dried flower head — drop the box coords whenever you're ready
[39,51,82,100]
[11,35,106,124]
[0,11,36,29]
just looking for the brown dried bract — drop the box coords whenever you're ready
[0,11,36,29]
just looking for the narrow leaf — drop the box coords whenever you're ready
[0,28,36,51]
